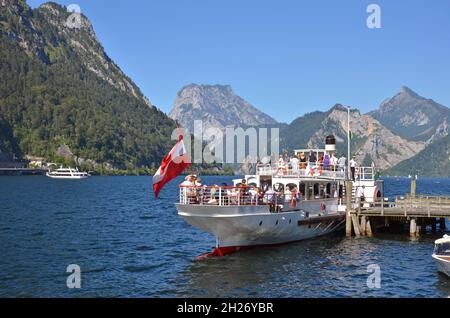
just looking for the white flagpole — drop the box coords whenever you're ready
[347,106,351,180]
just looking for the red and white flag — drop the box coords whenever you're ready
[153,134,190,199]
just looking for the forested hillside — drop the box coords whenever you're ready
[0,0,175,169]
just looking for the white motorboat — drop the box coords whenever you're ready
[433,234,450,277]
[46,167,90,179]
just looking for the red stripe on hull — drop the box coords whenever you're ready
[196,235,338,260]
[196,218,346,260]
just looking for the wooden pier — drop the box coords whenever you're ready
[0,168,48,176]
[345,180,450,237]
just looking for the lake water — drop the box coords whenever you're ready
[0,176,449,298]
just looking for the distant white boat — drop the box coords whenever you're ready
[433,235,450,277]
[46,167,90,179]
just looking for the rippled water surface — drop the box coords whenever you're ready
[0,176,449,297]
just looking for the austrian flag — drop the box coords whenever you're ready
[152,134,190,199]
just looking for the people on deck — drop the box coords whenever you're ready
[290,155,300,175]
[323,153,330,171]
[350,156,357,181]
[356,185,365,208]
[299,152,307,170]
[330,153,338,171]
[338,154,346,173]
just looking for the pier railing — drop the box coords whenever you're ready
[356,195,450,218]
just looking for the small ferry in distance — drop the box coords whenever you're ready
[46,166,90,179]
[433,235,450,277]
[175,135,384,257]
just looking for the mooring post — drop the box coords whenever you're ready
[410,178,416,199]
[360,215,366,236]
[416,223,421,236]
[410,218,417,237]
[351,214,361,237]
[345,181,353,237]
[366,219,373,237]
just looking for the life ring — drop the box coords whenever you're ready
[320,202,326,211]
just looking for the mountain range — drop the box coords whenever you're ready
[1,0,448,177]
[169,84,450,176]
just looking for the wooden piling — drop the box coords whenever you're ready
[366,219,373,237]
[360,215,367,236]
[351,214,361,237]
[345,181,353,237]
[410,218,417,237]
[410,178,417,199]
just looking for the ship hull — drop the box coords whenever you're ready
[433,255,450,277]
[46,174,89,179]
[176,203,345,250]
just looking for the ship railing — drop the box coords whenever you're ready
[256,163,347,179]
[179,185,288,209]
[355,167,376,181]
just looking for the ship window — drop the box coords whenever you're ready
[326,183,332,198]
[314,183,320,197]
[435,243,450,256]
[276,220,279,225]
[299,183,306,197]
[259,221,263,226]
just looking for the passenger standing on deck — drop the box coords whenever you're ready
[338,154,346,172]
[330,153,338,171]
[299,152,307,170]
[323,153,330,171]
[290,155,300,175]
[350,156,357,181]
[356,185,365,208]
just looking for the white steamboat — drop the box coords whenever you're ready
[176,136,383,257]
[46,167,90,179]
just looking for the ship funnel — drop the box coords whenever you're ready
[325,135,336,153]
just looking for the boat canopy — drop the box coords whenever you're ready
[435,234,450,245]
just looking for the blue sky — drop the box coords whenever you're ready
[28,0,450,123]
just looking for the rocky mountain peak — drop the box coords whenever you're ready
[370,86,450,141]
[170,84,277,132]
[399,85,420,98]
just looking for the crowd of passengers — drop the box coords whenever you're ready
[180,151,379,206]
[180,175,340,207]
[257,152,371,181]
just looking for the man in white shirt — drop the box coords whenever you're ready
[350,156,357,181]
[338,155,346,172]
[356,185,365,208]
[330,153,338,171]
[290,156,300,175]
